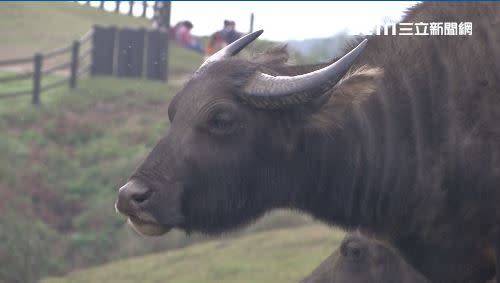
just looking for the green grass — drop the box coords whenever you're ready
[43,225,344,283]
[0,71,63,101]
[0,75,178,280]
[0,2,150,56]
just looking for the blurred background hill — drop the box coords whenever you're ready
[0,2,347,283]
[0,2,149,57]
[287,31,351,63]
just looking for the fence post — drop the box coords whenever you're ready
[128,1,134,16]
[99,1,104,9]
[157,2,171,30]
[142,1,148,18]
[115,1,120,13]
[32,53,42,105]
[250,13,254,33]
[70,40,80,89]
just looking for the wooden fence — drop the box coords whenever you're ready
[80,1,171,30]
[0,30,92,105]
[82,1,156,18]
[0,25,170,105]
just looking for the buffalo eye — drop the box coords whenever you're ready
[207,110,238,135]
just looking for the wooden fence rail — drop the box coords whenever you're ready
[0,24,170,106]
[0,30,92,105]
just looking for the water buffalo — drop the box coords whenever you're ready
[116,3,500,282]
[300,232,430,283]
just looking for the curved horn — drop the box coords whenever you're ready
[198,29,264,70]
[240,39,368,109]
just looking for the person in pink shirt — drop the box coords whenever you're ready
[173,21,204,54]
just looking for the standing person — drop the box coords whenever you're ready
[173,21,204,54]
[205,31,226,57]
[220,20,243,44]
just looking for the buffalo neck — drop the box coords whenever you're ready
[290,89,425,241]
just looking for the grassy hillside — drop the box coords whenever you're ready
[43,225,344,283]
[0,75,176,276]
[0,71,320,282]
[0,3,321,283]
[0,2,150,57]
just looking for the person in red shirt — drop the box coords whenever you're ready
[205,31,227,57]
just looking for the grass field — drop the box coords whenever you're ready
[43,225,344,283]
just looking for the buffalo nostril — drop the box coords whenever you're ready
[131,189,152,204]
[116,180,152,216]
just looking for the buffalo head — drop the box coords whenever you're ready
[115,30,367,236]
